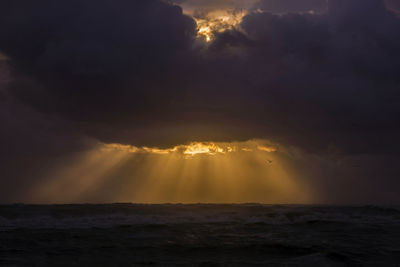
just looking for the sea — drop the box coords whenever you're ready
[0,204,399,266]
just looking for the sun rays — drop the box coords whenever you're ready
[28,140,313,204]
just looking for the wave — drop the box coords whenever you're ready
[0,204,399,230]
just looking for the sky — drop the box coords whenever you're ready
[0,0,400,204]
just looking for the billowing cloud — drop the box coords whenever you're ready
[209,0,400,154]
[0,0,196,125]
[1,0,400,152]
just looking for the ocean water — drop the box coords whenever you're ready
[0,204,400,266]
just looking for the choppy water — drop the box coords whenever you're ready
[0,204,400,266]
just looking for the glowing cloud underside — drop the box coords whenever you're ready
[28,140,313,204]
[102,141,276,157]
[193,9,247,42]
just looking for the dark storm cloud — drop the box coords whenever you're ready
[173,0,257,11]
[0,0,259,147]
[0,0,196,123]
[205,0,400,154]
[256,0,400,13]
[177,0,400,14]
[256,0,327,13]
[386,0,400,11]
[0,0,399,152]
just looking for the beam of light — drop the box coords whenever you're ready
[192,9,247,42]
[28,140,314,204]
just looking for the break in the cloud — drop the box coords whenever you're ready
[0,0,400,203]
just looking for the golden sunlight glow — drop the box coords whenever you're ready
[194,9,247,42]
[102,140,276,157]
[257,145,277,153]
[28,139,314,204]
[183,142,224,155]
